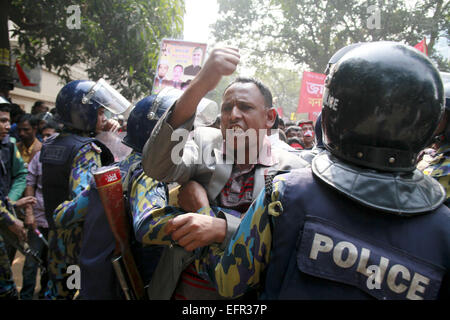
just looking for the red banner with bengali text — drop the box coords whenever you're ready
[296,71,326,122]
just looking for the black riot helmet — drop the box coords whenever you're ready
[322,41,445,172]
[324,43,364,75]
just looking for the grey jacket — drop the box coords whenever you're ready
[142,103,310,299]
[142,106,309,202]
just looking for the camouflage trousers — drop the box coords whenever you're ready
[45,223,83,300]
[0,235,17,299]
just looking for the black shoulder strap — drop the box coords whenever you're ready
[264,174,275,206]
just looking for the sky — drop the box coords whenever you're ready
[183,0,219,44]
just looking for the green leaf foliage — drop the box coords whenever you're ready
[7,0,185,100]
[213,0,449,73]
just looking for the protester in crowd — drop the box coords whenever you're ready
[35,112,54,142]
[141,48,309,299]
[16,114,42,165]
[0,97,33,299]
[285,125,304,150]
[52,95,166,299]
[0,99,28,206]
[40,121,59,140]
[296,113,326,165]
[284,121,296,128]
[188,42,450,300]
[285,125,303,140]
[20,121,59,300]
[8,103,25,142]
[268,114,297,152]
[297,119,315,149]
[41,79,127,299]
[31,101,49,115]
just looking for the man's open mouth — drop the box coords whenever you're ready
[229,125,245,136]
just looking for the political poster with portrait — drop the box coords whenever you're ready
[152,39,207,94]
[296,71,326,122]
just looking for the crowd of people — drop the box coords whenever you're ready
[0,41,448,301]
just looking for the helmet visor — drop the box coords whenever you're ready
[82,78,131,114]
[0,96,11,105]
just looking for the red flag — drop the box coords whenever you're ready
[15,60,37,87]
[414,37,428,56]
[276,107,283,117]
[297,71,326,123]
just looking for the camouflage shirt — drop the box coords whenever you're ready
[421,143,450,205]
[190,175,288,298]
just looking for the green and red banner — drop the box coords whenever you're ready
[296,71,326,122]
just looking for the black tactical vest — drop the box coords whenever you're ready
[40,134,113,229]
[0,137,15,197]
[262,168,450,300]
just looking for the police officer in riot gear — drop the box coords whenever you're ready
[40,79,130,299]
[298,44,363,165]
[77,94,168,299]
[190,42,450,300]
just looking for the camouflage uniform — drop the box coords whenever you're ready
[421,143,450,206]
[45,142,102,299]
[0,136,27,299]
[132,173,279,299]
[191,178,280,298]
[0,199,19,299]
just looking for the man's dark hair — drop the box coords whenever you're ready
[42,119,61,133]
[278,129,288,143]
[285,121,296,127]
[224,77,273,109]
[285,125,302,135]
[174,64,183,70]
[272,113,280,129]
[31,101,45,114]
[18,113,39,128]
[0,104,11,113]
[10,103,25,123]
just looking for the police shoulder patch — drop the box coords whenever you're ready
[40,144,71,164]
[297,216,445,300]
